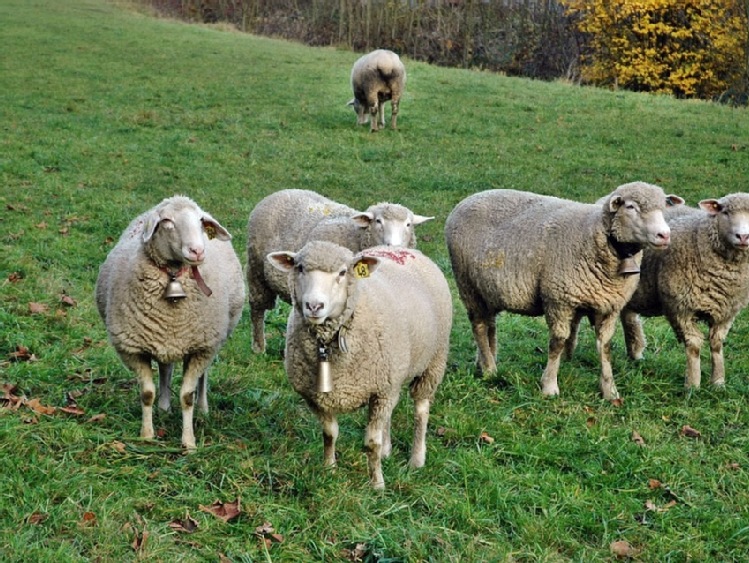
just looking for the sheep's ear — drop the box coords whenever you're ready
[346,98,356,107]
[202,215,231,241]
[412,214,434,225]
[142,211,172,243]
[666,195,685,207]
[699,199,723,215]
[351,212,375,229]
[607,195,625,212]
[352,255,381,279]
[267,251,297,272]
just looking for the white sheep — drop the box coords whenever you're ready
[444,182,682,400]
[268,241,452,489]
[621,193,749,388]
[246,188,432,353]
[95,196,245,450]
[347,49,406,132]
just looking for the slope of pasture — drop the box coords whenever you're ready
[2,0,749,561]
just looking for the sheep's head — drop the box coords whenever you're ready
[268,240,380,326]
[347,98,370,125]
[700,193,749,250]
[142,196,231,266]
[351,203,433,248]
[603,182,683,250]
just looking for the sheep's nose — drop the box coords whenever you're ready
[305,301,323,313]
[657,231,670,244]
[737,233,749,245]
[189,247,205,262]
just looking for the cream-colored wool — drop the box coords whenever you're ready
[246,189,431,353]
[621,193,749,388]
[445,182,681,400]
[347,49,406,132]
[95,195,245,450]
[269,241,452,490]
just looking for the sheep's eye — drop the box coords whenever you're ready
[338,269,347,278]
[296,265,304,274]
[406,222,412,228]
[376,218,383,225]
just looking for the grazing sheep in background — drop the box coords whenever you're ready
[621,193,749,388]
[347,49,406,132]
[246,189,432,353]
[445,182,682,400]
[95,196,245,450]
[268,241,452,489]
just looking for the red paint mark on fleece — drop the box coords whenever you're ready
[364,249,416,265]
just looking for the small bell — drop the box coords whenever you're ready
[618,256,640,276]
[164,274,187,301]
[317,360,333,393]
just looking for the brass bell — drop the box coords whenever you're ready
[164,275,187,301]
[618,256,640,276]
[317,360,333,393]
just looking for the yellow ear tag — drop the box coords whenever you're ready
[204,224,217,240]
[354,261,370,279]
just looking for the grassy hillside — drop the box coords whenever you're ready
[2,0,749,560]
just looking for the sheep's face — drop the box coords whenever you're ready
[143,197,231,265]
[351,204,433,247]
[347,98,370,125]
[606,184,682,250]
[700,194,749,250]
[268,241,380,325]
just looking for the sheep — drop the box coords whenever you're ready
[444,182,682,400]
[95,195,245,450]
[246,188,433,354]
[347,49,406,132]
[620,193,749,388]
[267,241,452,489]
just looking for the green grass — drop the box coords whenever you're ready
[3,0,749,560]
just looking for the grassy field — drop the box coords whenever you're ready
[3,0,749,560]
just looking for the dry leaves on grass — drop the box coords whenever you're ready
[199,498,241,523]
[610,540,639,559]
[169,512,199,534]
[342,542,368,562]
[255,521,284,550]
[680,425,702,438]
[8,345,37,362]
[479,431,495,444]
[28,302,49,315]
[26,512,48,525]
[631,430,646,447]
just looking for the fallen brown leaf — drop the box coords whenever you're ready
[28,302,48,315]
[25,398,56,415]
[725,462,741,471]
[26,512,48,525]
[199,498,241,522]
[169,512,199,534]
[8,272,23,283]
[610,539,638,558]
[9,345,36,362]
[645,499,677,512]
[680,425,701,438]
[586,416,596,428]
[60,405,86,416]
[610,398,624,407]
[479,431,495,444]
[87,413,106,423]
[79,511,97,527]
[111,441,127,454]
[631,430,646,447]
[60,294,77,307]
[648,478,662,490]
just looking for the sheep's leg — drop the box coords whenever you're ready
[381,410,392,459]
[157,362,174,412]
[378,103,385,129]
[368,99,379,132]
[409,398,430,469]
[320,413,339,467]
[594,313,620,400]
[248,280,275,354]
[488,317,498,362]
[390,98,399,130]
[708,321,731,386]
[197,373,209,414]
[565,311,584,360]
[469,312,497,375]
[365,396,395,490]
[180,353,213,450]
[675,319,703,388]
[621,309,646,360]
[123,353,156,440]
[540,308,574,396]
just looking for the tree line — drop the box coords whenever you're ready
[143,0,749,103]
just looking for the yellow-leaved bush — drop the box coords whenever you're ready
[560,0,747,99]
